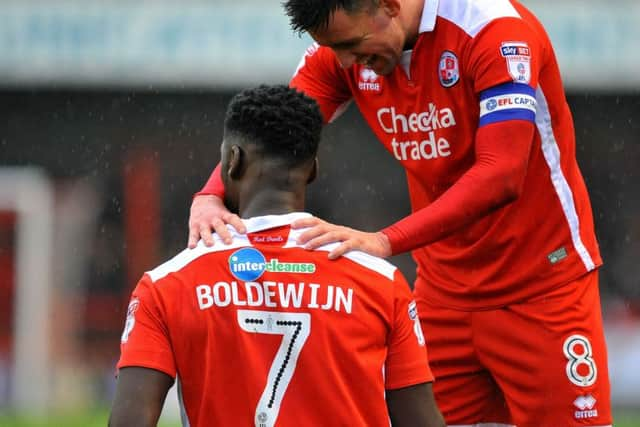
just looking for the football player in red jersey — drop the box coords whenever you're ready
[189,1,612,426]
[110,85,444,427]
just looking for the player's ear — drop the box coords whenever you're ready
[228,145,245,180]
[380,0,401,18]
[306,157,318,184]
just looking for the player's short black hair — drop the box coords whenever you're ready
[224,85,323,166]
[283,0,378,35]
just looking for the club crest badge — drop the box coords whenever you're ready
[438,51,460,88]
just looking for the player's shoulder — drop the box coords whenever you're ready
[293,42,338,69]
[294,238,398,281]
[146,228,250,284]
[340,249,398,281]
[438,0,526,37]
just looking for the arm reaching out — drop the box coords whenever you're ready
[293,216,392,259]
[188,163,245,248]
[188,195,245,248]
[382,120,534,254]
[294,120,534,258]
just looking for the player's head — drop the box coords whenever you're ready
[220,84,323,216]
[283,0,409,75]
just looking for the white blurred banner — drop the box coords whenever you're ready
[0,0,637,90]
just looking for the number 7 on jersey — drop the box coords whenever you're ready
[237,310,311,427]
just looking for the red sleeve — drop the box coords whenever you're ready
[382,120,535,255]
[197,163,224,198]
[466,17,543,93]
[384,270,433,390]
[289,43,352,123]
[117,275,176,378]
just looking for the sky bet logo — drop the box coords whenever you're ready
[501,44,530,57]
[228,247,316,282]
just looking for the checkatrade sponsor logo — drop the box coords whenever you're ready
[377,104,457,161]
[228,247,316,281]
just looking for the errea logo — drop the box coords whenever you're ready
[573,394,598,420]
[358,68,381,92]
[574,395,596,411]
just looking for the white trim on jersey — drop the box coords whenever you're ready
[244,212,399,280]
[418,0,439,33]
[177,378,191,427]
[535,88,596,271]
[147,235,249,283]
[242,212,312,233]
[329,99,353,123]
[435,0,520,37]
[146,213,316,283]
[292,43,352,124]
[292,43,317,79]
[147,212,398,283]
[299,240,398,281]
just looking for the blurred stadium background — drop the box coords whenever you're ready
[0,0,638,425]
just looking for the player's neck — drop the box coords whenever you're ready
[239,189,305,219]
[402,0,424,50]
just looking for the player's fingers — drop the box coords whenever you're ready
[303,231,344,250]
[296,224,332,245]
[199,222,216,247]
[223,213,246,234]
[212,218,231,245]
[328,241,353,260]
[188,225,200,249]
[291,216,323,229]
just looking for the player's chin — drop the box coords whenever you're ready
[369,57,395,76]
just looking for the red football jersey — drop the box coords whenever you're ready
[117,213,432,427]
[290,0,601,309]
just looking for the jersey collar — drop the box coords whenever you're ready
[241,212,313,233]
[418,0,439,33]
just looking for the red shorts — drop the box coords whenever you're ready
[416,271,612,427]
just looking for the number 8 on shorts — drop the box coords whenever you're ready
[563,334,597,387]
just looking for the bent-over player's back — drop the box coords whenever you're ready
[117,213,431,427]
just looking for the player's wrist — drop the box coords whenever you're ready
[192,192,223,200]
[375,231,393,258]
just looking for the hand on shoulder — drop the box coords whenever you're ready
[292,216,392,259]
[188,195,246,248]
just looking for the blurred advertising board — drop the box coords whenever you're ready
[0,0,637,90]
